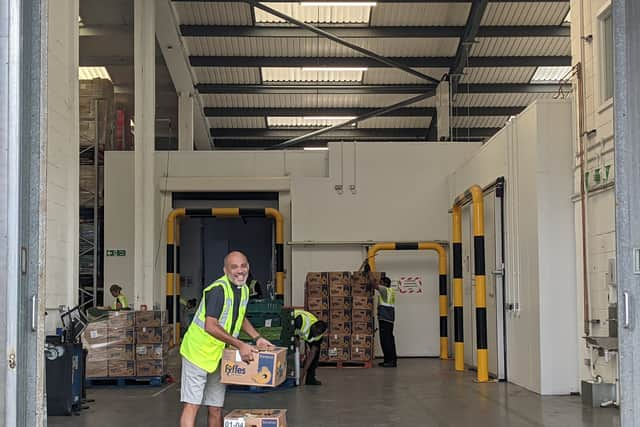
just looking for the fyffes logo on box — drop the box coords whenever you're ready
[224,362,246,376]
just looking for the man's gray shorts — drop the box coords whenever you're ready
[181,357,226,407]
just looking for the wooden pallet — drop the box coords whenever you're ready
[85,375,166,388]
[319,360,373,368]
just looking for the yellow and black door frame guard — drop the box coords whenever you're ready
[452,185,488,382]
[367,242,449,360]
[166,207,285,346]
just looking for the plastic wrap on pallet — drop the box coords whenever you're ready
[108,360,135,377]
[135,343,169,360]
[135,310,167,327]
[86,360,108,378]
[136,359,167,377]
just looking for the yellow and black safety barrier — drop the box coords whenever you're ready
[367,242,449,360]
[453,185,488,382]
[166,207,285,346]
[451,205,464,372]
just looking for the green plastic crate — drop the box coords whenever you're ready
[246,299,284,314]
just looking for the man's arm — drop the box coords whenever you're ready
[204,316,257,362]
[241,318,274,350]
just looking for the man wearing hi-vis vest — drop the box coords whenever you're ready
[294,309,328,385]
[373,276,397,367]
[179,251,274,427]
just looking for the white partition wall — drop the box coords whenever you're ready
[449,99,578,395]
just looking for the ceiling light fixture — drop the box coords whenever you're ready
[79,66,112,81]
[300,1,377,6]
[303,116,357,121]
[303,147,329,151]
[302,67,368,72]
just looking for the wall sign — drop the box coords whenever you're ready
[398,276,423,294]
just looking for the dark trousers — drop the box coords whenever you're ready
[379,320,397,363]
[307,340,321,381]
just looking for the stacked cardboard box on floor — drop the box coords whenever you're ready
[305,271,379,363]
[83,310,170,378]
[135,310,170,377]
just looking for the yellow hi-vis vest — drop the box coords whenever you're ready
[294,309,324,343]
[111,294,129,310]
[180,275,249,373]
[378,286,396,307]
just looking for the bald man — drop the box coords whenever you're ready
[180,251,274,427]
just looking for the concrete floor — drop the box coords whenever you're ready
[48,359,619,427]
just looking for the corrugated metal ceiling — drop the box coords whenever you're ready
[194,67,261,84]
[460,67,536,84]
[481,2,570,26]
[174,0,573,145]
[173,2,253,25]
[451,115,510,128]
[370,3,471,26]
[471,37,571,57]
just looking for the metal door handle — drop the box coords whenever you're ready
[31,294,37,331]
[624,292,630,328]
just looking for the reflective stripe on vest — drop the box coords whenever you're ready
[111,294,129,310]
[378,287,396,308]
[294,309,323,343]
[180,275,249,373]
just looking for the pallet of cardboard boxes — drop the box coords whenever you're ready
[305,271,382,365]
[83,310,171,380]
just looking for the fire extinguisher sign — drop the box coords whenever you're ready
[398,276,423,294]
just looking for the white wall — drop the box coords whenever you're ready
[291,141,481,356]
[570,0,617,385]
[104,152,135,305]
[448,100,578,395]
[44,0,79,333]
[105,150,328,308]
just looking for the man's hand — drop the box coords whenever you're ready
[255,337,275,350]
[238,342,259,363]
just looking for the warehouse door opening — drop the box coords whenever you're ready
[462,189,506,380]
[172,193,279,335]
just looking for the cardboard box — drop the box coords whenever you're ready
[352,296,374,310]
[108,311,135,328]
[309,310,329,323]
[306,272,328,286]
[330,309,351,324]
[108,344,135,360]
[351,282,373,296]
[306,285,329,299]
[108,360,135,377]
[351,346,373,361]
[329,321,352,335]
[353,322,374,335]
[329,282,351,297]
[328,334,350,348]
[220,348,287,388]
[82,321,108,346]
[328,272,351,286]
[224,409,287,427]
[136,359,167,377]
[135,343,169,360]
[306,297,329,311]
[351,334,373,348]
[136,326,171,344]
[352,309,374,324]
[135,310,167,327]
[330,296,352,310]
[86,360,108,378]
[108,327,135,345]
[327,346,350,361]
[86,346,110,362]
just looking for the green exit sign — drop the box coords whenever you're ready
[106,249,127,257]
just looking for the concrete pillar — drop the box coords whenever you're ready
[45,0,80,333]
[179,92,194,151]
[134,0,156,307]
